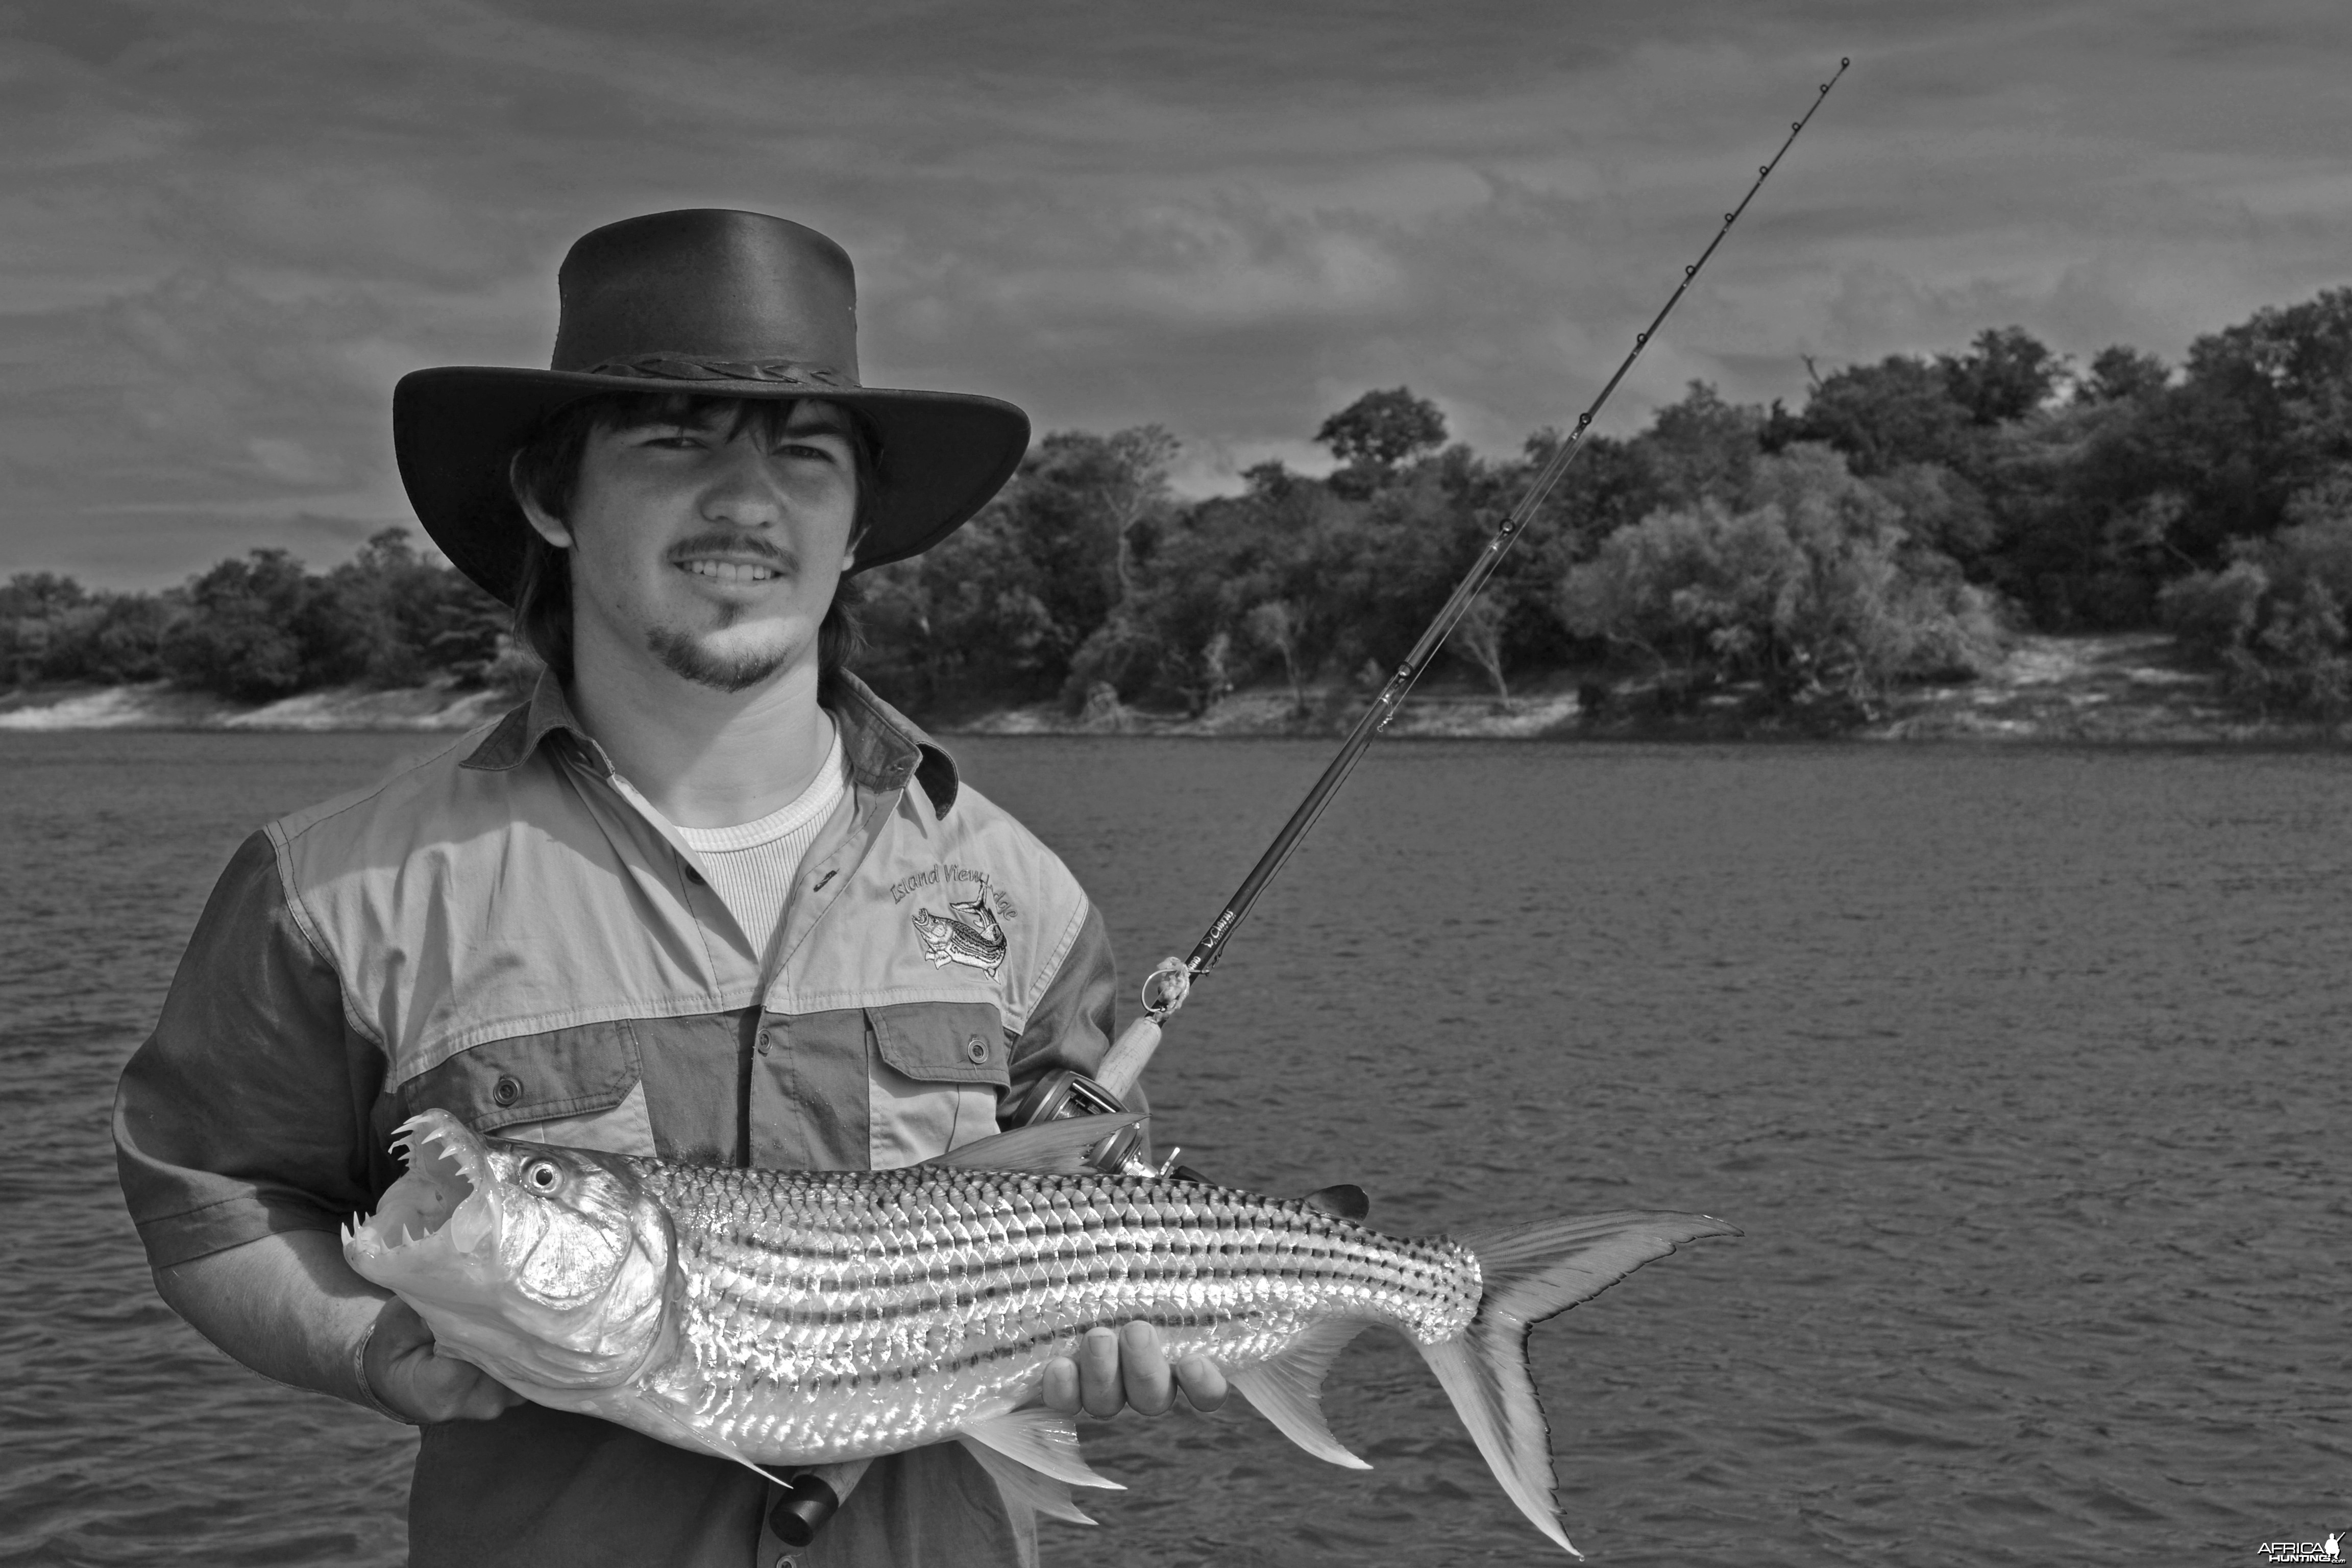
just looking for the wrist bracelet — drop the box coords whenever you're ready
[352,1313,420,1426]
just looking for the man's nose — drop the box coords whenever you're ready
[699,443,790,527]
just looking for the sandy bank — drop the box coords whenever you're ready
[945,634,2352,745]
[4,635,2344,743]
[0,680,513,733]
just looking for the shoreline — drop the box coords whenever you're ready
[0,679,514,733]
[3,634,2345,744]
[945,632,2348,746]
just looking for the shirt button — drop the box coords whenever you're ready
[755,1032,773,1057]
[492,1075,522,1106]
[965,1036,989,1064]
[682,863,705,886]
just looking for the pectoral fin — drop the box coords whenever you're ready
[1226,1319,1373,1469]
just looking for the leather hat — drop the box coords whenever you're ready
[393,209,1031,603]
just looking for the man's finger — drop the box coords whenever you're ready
[1118,1320,1174,1417]
[1078,1325,1123,1418]
[1174,1354,1228,1413]
[1040,1356,1081,1414]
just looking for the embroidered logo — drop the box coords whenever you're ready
[913,891,1008,981]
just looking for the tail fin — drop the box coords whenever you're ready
[1418,1210,1738,1559]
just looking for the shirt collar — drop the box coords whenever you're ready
[460,668,960,817]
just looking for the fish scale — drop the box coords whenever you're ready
[637,1161,1480,1464]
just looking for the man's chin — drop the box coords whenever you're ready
[644,627,793,694]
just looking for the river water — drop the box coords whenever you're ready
[2,730,2344,1566]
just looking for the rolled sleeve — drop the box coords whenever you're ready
[115,830,390,1269]
[1001,898,1120,1124]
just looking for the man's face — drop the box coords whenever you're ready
[528,399,861,694]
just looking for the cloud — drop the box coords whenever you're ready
[3,0,2351,582]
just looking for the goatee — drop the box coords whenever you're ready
[645,626,789,693]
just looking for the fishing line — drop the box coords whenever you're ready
[1122,58,1851,1045]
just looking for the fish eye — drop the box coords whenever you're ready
[523,1159,564,1194]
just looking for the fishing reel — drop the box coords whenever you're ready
[1022,1068,1194,1179]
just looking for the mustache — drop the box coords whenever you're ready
[666,532,798,570]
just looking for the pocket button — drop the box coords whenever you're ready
[965,1036,989,1064]
[492,1074,523,1107]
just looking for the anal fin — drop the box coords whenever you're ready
[955,1435,1099,1527]
[1227,1319,1373,1470]
[958,1407,1124,1491]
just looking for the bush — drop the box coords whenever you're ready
[2161,505,2352,715]
[1557,445,2001,710]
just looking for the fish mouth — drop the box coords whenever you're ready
[344,1110,499,1265]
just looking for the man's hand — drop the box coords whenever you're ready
[362,1298,526,1424]
[1041,1321,1227,1419]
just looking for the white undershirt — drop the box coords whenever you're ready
[619,722,849,956]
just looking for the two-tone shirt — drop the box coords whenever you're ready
[114,671,1119,1568]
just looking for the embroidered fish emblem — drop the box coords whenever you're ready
[913,892,1007,980]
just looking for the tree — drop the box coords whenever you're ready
[1940,326,2066,425]
[1096,426,1179,597]
[1790,356,1974,476]
[162,550,318,699]
[1635,382,1761,509]
[1446,594,1510,705]
[1242,599,1308,715]
[1315,387,1447,471]
[2074,346,2170,405]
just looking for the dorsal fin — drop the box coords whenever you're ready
[925,1114,1146,1174]
[1299,1184,1369,1221]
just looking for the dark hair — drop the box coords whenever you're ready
[505,392,878,696]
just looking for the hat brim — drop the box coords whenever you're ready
[393,366,1030,604]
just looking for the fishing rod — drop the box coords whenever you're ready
[1046,56,1851,1134]
[775,63,1852,1546]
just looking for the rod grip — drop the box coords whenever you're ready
[768,1458,872,1546]
[1093,1015,1162,1103]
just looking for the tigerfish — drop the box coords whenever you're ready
[344,1109,1732,1556]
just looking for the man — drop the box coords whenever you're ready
[115,209,1220,1567]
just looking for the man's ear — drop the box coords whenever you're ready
[840,530,864,575]
[510,456,575,549]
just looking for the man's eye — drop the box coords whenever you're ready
[777,441,839,462]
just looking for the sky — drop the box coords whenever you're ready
[3,0,2349,590]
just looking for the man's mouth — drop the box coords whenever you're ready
[677,558,780,584]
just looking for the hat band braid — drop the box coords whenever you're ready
[579,354,859,389]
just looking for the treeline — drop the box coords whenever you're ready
[857,286,2352,720]
[11,285,2352,720]
[0,531,517,700]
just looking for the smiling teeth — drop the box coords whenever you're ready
[683,560,776,582]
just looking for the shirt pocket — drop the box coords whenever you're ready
[398,1019,652,1155]
[866,1000,1010,1168]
